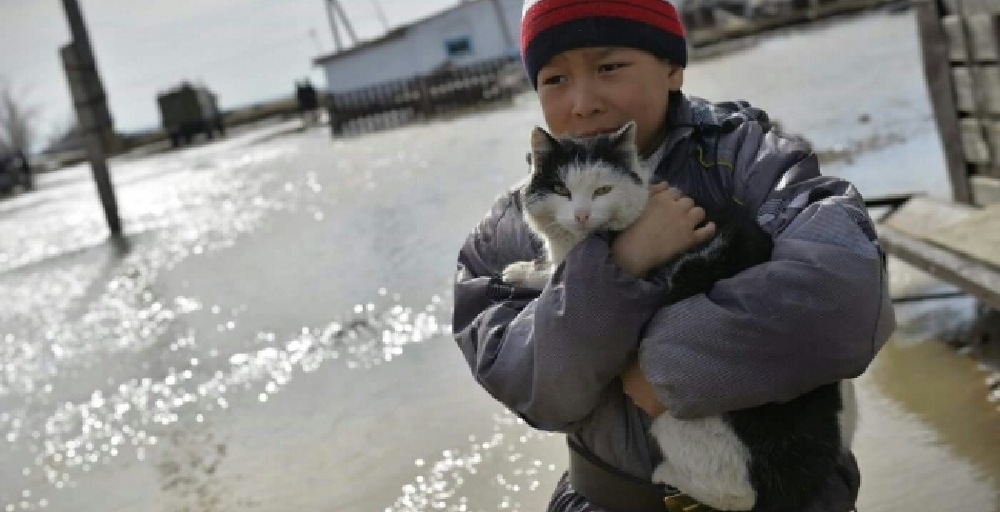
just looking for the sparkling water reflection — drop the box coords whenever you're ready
[2,294,445,509]
[0,137,457,510]
[386,412,560,512]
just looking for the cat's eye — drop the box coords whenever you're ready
[593,186,613,197]
[553,183,571,197]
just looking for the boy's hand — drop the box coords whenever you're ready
[621,360,666,417]
[611,182,716,278]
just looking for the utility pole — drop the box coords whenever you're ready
[324,0,359,52]
[60,0,122,237]
[325,0,345,51]
[372,0,391,32]
[489,0,515,52]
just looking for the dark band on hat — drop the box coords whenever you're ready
[523,17,687,88]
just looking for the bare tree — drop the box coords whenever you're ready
[0,79,40,155]
[45,116,81,152]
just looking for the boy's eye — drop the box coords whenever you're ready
[552,183,571,197]
[598,62,628,73]
[593,186,613,197]
[540,74,566,86]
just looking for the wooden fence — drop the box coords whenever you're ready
[916,0,1000,205]
[325,56,528,136]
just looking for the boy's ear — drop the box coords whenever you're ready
[666,64,684,92]
[529,126,558,172]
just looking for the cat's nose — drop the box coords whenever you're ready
[575,211,590,227]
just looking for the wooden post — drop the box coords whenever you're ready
[417,75,434,117]
[327,93,341,136]
[60,0,122,237]
[915,0,974,203]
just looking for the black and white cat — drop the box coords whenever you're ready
[501,122,649,287]
[503,122,858,512]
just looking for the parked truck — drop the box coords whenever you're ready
[157,82,225,148]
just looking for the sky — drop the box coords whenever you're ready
[0,0,460,141]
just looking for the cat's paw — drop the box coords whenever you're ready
[502,261,534,284]
[502,261,549,290]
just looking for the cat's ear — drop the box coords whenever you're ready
[530,126,558,173]
[611,121,638,151]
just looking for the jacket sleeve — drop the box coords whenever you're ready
[452,190,666,432]
[639,124,896,419]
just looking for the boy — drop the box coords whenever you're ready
[452,1,895,510]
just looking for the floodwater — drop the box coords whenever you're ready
[1,8,998,512]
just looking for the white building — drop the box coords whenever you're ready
[314,0,523,93]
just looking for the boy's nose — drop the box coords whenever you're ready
[571,82,604,118]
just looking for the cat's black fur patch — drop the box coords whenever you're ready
[526,132,641,201]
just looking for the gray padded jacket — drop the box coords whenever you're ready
[452,94,896,512]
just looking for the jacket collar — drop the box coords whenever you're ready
[644,92,695,173]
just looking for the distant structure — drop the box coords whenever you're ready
[156,82,225,148]
[313,0,519,94]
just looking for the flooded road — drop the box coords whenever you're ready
[1,8,998,512]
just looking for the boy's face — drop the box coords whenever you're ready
[536,47,683,157]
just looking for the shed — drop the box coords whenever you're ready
[314,0,522,93]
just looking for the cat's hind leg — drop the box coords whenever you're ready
[650,414,756,511]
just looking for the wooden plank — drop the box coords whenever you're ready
[925,203,1000,268]
[916,0,974,203]
[877,224,1000,310]
[974,163,1000,177]
[971,174,1000,204]
[882,195,977,238]
[985,119,1000,163]
[945,0,1000,15]
[943,15,972,60]
[943,13,1000,61]
[960,118,1000,164]
[951,66,1000,114]
[966,13,1000,60]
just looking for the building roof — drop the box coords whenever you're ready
[312,25,411,65]
[313,0,492,66]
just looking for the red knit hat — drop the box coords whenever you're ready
[520,0,687,89]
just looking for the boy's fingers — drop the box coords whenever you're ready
[687,206,706,224]
[694,222,717,242]
[648,182,670,196]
